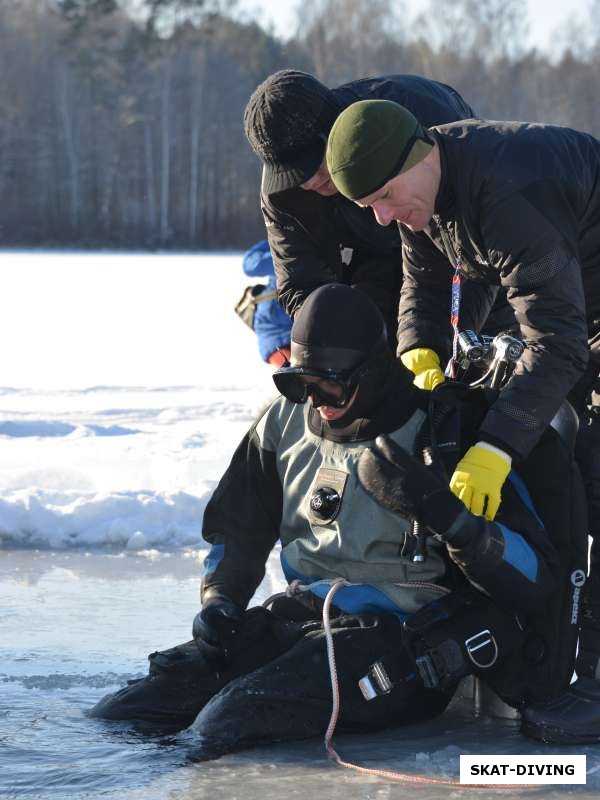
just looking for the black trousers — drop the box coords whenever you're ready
[89,600,453,752]
[92,582,561,755]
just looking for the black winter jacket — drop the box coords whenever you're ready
[261,74,475,334]
[397,119,600,460]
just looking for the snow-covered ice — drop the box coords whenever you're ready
[0,252,275,551]
[0,252,595,799]
[0,384,251,550]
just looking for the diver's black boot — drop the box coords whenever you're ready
[522,558,600,744]
[521,676,600,744]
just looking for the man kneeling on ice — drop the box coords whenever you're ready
[90,284,586,753]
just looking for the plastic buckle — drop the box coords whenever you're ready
[465,629,498,669]
[415,653,441,689]
[358,661,393,701]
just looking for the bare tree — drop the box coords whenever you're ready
[414,0,528,63]
[294,0,407,85]
[0,0,596,249]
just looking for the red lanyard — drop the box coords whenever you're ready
[449,259,462,379]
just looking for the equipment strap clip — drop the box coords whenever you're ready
[358,661,394,701]
[465,628,498,669]
[415,639,464,689]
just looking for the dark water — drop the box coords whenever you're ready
[1,551,597,800]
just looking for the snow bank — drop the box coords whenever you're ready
[0,485,214,550]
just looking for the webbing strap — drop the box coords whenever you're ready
[255,290,278,303]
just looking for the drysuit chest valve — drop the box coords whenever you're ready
[309,487,341,521]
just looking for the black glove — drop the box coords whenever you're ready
[357,434,470,543]
[192,595,244,665]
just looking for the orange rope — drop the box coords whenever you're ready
[321,580,538,790]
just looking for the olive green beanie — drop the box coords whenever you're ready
[326,99,432,200]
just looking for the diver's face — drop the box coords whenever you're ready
[299,376,358,421]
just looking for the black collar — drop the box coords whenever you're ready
[431,130,456,219]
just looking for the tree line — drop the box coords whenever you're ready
[1,0,599,249]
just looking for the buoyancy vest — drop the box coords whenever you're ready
[427,384,589,705]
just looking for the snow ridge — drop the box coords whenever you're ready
[0,486,214,550]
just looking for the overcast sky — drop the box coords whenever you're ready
[237,0,590,54]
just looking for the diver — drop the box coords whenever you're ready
[90,285,586,754]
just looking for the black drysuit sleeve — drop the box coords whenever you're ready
[201,417,282,610]
[445,474,558,616]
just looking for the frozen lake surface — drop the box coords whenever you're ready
[4,549,599,800]
[0,252,598,799]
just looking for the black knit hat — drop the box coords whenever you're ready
[244,70,342,194]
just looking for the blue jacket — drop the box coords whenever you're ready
[242,240,292,362]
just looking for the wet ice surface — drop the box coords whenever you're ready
[1,551,598,800]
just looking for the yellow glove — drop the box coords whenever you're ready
[400,348,445,391]
[449,443,511,521]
